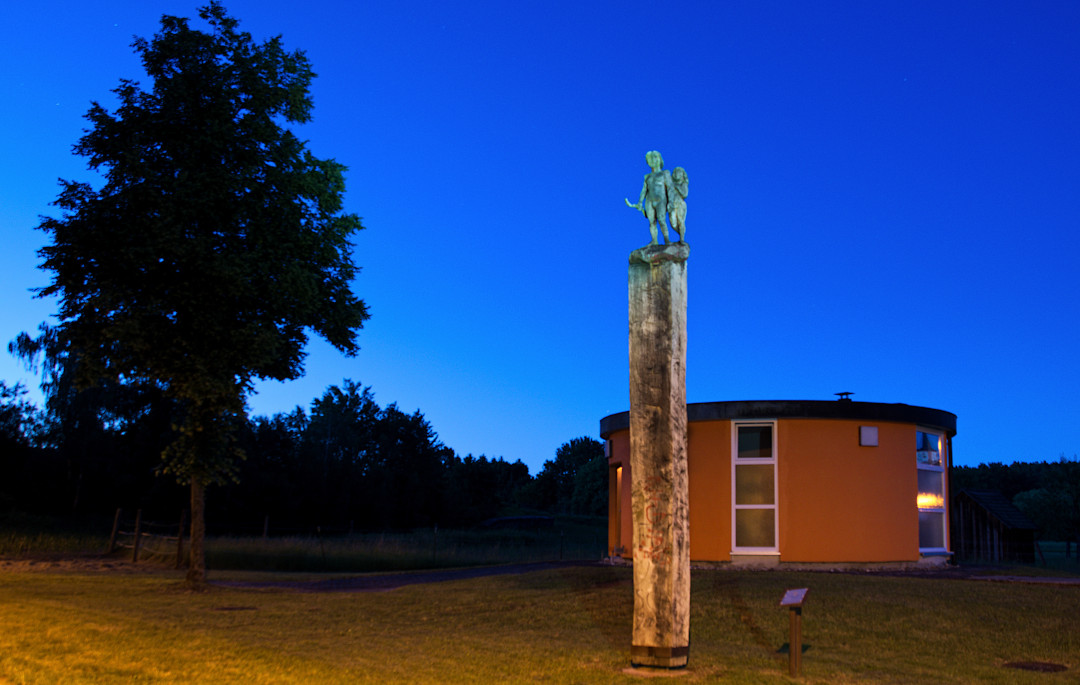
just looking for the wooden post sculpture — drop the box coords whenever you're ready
[625,150,691,669]
[627,245,690,667]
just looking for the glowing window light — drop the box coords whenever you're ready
[917,492,945,509]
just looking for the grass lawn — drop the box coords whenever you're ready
[0,562,1077,684]
[200,521,607,572]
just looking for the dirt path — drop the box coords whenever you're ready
[0,557,160,574]
[212,560,598,592]
[969,574,1080,586]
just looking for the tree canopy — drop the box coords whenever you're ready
[524,436,606,515]
[34,2,368,583]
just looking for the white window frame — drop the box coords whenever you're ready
[731,420,779,553]
[916,428,948,553]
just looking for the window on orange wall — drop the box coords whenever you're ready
[732,422,778,552]
[916,429,947,551]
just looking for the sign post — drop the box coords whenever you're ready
[780,588,809,677]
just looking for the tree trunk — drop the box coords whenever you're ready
[186,480,207,587]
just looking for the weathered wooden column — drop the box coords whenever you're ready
[628,242,690,668]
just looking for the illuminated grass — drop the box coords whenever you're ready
[0,565,1077,684]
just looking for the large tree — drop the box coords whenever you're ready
[35,2,368,585]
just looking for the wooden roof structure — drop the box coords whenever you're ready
[953,489,1038,563]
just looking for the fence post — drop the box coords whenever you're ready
[107,508,122,554]
[131,509,143,563]
[176,509,188,569]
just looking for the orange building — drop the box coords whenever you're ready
[601,399,956,567]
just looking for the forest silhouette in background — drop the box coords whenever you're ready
[2,364,1075,552]
[0,372,608,532]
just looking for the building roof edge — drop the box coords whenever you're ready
[599,400,957,439]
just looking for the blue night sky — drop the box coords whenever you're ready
[2,1,1078,473]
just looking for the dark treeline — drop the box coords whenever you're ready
[216,380,606,531]
[0,364,607,532]
[953,458,1080,544]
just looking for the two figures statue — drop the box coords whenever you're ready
[626,150,688,245]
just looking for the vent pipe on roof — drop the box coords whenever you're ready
[835,392,853,401]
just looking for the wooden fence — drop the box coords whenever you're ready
[106,508,187,568]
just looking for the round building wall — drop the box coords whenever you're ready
[603,401,957,566]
